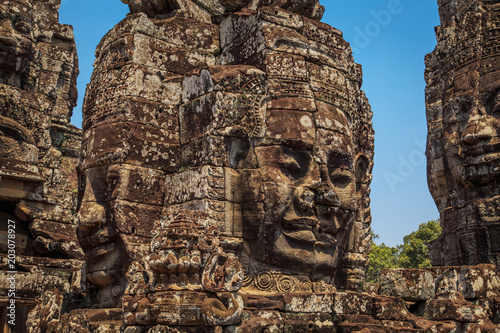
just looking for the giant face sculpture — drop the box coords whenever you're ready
[77,165,129,308]
[77,143,168,307]
[210,7,373,285]
[178,60,372,287]
[460,83,500,184]
[441,68,500,187]
[426,2,500,266]
[234,105,361,282]
[79,0,373,308]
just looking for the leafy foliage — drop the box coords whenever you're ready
[367,220,442,283]
[398,220,442,269]
[367,232,399,283]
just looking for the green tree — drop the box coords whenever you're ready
[398,220,442,269]
[367,232,399,283]
[367,220,442,282]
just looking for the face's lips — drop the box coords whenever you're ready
[87,243,118,262]
[282,229,317,244]
[282,217,317,231]
[484,152,500,162]
[78,225,118,251]
[461,143,500,166]
[461,143,500,156]
[281,202,356,241]
[281,214,318,244]
[85,243,123,276]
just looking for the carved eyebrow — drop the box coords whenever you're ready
[328,151,353,170]
[106,169,120,181]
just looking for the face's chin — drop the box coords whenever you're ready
[85,243,127,308]
[251,206,353,278]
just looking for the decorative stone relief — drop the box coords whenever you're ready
[426,0,500,267]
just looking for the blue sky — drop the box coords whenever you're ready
[59,0,441,247]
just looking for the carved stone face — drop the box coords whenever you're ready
[237,103,359,282]
[0,1,33,88]
[77,123,167,307]
[460,87,500,184]
[77,165,129,308]
[442,64,500,186]
[425,2,500,266]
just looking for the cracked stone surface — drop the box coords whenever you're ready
[0,0,84,330]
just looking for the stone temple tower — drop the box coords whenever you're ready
[72,0,374,330]
[426,0,500,266]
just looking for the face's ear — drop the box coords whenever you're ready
[76,165,86,212]
[354,155,370,193]
[225,136,255,169]
[223,126,258,169]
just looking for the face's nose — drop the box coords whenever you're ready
[77,201,106,231]
[461,107,494,145]
[292,161,319,214]
[294,187,315,213]
[77,177,107,241]
[315,164,341,206]
[293,162,341,212]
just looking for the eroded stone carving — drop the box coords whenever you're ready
[19,0,500,332]
[77,0,373,315]
[425,0,500,266]
[0,0,83,328]
[69,0,376,331]
[122,0,324,20]
[123,211,244,327]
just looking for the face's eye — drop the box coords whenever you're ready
[278,156,301,174]
[329,170,353,189]
[277,147,311,180]
[490,92,500,118]
[327,150,354,185]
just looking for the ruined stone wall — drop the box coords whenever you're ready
[0,0,83,329]
[425,0,500,266]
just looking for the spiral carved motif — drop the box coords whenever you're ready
[312,282,335,293]
[242,275,253,288]
[255,273,274,292]
[297,280,313,293]
[277,275,296,293]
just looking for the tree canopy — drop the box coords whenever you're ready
[367,220,442,283]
